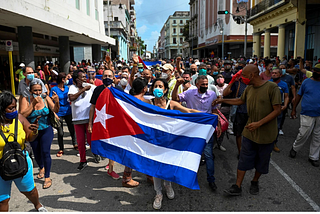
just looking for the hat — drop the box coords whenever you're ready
[248,59,254,64]
[45,61,50,64]
[19,63,25,67]
[238,60,247,65]
[195,61,200,66]
[117,63,122,67]
[313,64,320,71]
[138,63,143,68]
[162,64,173,71]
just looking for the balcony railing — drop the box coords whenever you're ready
[172,23,177,26]
[248,0,290,18]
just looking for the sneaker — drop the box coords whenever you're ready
[107,171,120,180]
[93,154,101,163]
[53,128,58,134]
[209,182,217,191]
[308,158,319,167]
[279,129,284,135]
[224,184,242,196]
[85,144,90,150]
[153,194,163,210]
[77,162,88,171]
[289,147,297,158]
[273,144,280,153]
[227,129,234,135]
[218,145,227,152]
[104,164,109,170]
[37,204,48,212]
[249,181,259,195]
[165,184,175,199]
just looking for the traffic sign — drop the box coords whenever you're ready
[5,40,13,51]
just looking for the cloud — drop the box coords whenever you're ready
[150,31,159,39]
[137,25,148,34]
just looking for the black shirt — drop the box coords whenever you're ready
[90,84,123,105]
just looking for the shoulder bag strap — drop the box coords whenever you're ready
[0,128,8,144]
[14,116,18,142]
[165,99,171,110]
[235,80,241,98]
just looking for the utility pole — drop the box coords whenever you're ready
[107,0,110,37]
[244,2,248,58]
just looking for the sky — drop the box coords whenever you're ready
[134,0,190,52]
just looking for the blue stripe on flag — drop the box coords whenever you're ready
[92,140,200,190]
[134,123,207,154]
[110,87,218,126]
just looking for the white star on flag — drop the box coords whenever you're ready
[94,104,114,129]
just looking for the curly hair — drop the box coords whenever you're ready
[150,78,169,97]
[0,91,17,127]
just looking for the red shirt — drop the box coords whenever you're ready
[87,78,103,86]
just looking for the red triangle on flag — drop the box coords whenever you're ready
[92,88,144,141]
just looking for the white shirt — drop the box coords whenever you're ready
[68,83,96,122]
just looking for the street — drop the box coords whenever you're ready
[8,106,320,212]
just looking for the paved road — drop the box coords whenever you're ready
[8,108,320,212]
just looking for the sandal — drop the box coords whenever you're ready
[43,179,52,189]
[37,171,44,179]
[56,150,64,157]
[73,145,79,151]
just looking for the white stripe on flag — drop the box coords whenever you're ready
[115,98,215,142]
[100,135,201,173]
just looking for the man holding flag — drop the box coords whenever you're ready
[90,75,219,193]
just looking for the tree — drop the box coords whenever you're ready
[137,37,146,56]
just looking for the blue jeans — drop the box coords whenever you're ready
[203,134,215,183]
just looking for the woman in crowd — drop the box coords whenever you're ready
[68,71,96,171]
[134,78,200,210]
[50,72,77,157]
[20,79,60,189]
[0,91,48,211]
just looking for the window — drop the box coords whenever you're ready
[95,10,99,20]
[307,26,315,49]
[173,38,176,44]
[173,20,176,24]
[114,17,118,21]
[180,20,183,24]
[86,0,90,15]
[95,0,98,20]
[180,28,183,33]
[173,28,176,33]
[288,30,295,51]
[180,38,183,44]
[75,0,80,10]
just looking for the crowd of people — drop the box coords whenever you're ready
[0,53,319,211]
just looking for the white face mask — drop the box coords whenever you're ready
[120,78,128,86]
[82,82,88,87]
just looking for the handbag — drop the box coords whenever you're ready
[216,109,229,133]
[48,106,61,129]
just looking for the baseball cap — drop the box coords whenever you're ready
[238,60,247,65]
[138,63,143,68]
[19,63,25,67]
[162,64,173,71]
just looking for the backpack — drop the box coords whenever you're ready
[0,117,28,181]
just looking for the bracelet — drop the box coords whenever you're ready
[33,130,38,135]
[133,64,137,67]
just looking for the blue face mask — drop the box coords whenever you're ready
[130,66,133,69]
[33,94,39,98]
[213,71,219,75]
[64,80,69,85]
[282,69,286,75]
[27,74,34,81]
[261,63,264,67]
[138,68,144,73]
[153,88,164,98]
[5,110,18,119]
[199,69,207,76]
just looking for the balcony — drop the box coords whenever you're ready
[172,33,177,36]
[248,0,290,19]
[179,23,185,26]
[105,21,128,36]
[172,23,177,26]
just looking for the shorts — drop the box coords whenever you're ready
[0,151,36,202]
[237,137,274,174]
[233,112,248,137]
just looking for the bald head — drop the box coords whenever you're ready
[243,64,259,77]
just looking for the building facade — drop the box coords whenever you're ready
[248,0,320,63]
[189,0,199,58]
[163,11,190,59]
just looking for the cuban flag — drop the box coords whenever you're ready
[91,87,218,190]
